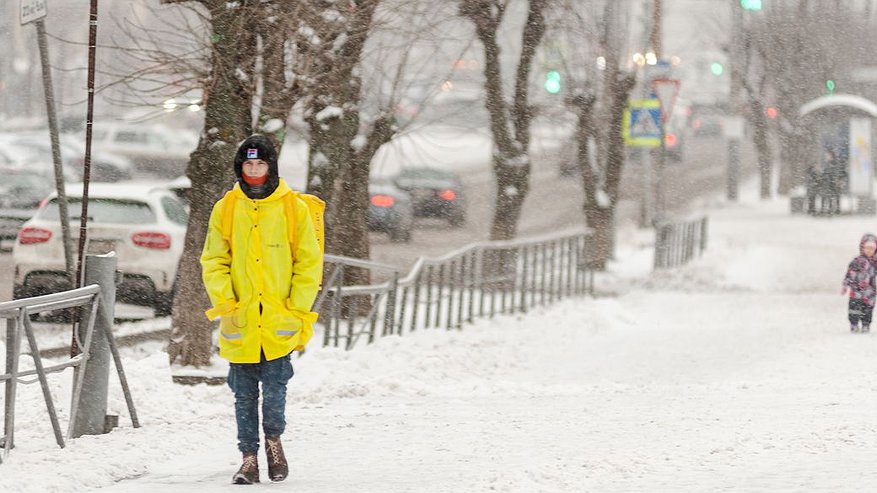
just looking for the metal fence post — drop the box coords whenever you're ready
[411,270,422,332]
[384,273,398,336]
[3,316,20,454]
[456,258,465,329]
[519,245,529,313]
[700,217,708,254]
[424,266,433,328]
[71,253,116,438]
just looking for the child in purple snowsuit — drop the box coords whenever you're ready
[843,233,877,332]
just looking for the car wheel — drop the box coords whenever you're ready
[389,226,412,243]
[154,291,174,317]
[448,212,465,228]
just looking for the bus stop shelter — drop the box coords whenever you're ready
[793,93,877,215]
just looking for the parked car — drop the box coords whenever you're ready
[392,167,466,227]
[166,175,192,208]
[13,183,188,316]
[0,135,81,182]
[0,132,135,182]
[689,105,725,138]
[369,179,414,242]
[0,169,54,251]
[88,123,195,178]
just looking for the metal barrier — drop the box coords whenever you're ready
[315,230,595,350]
[653,216,708,269]
[1,265,139,463]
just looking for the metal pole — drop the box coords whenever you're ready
[410,271,421,332]
[72,0,99,357]
[639,149,653,227]
[71,253,116,438]
[384,273,398,335]
[34,20,74,288]
[727,1,742,201]
[3,316,18,454]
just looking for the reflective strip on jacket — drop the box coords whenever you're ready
[200,179,322,363]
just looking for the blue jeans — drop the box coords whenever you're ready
[227,351,294,453]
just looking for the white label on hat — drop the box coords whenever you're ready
[247,148,258,159]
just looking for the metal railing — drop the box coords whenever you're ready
[315,229,595,350]
[653,216,708,269]
[1,283,139,463]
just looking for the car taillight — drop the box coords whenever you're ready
[370,194,395,207]
[19,227,52,244]
[438,189,456,201]
[132,232,171,249]
[665,133,678,148]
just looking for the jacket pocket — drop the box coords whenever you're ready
[263,298,303,339]
[219,308,246,345]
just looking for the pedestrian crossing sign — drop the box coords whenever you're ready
[624,99,662,147]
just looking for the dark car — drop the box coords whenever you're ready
[392,167,465,227]
[369,179,414,242]
[0,169,54,251]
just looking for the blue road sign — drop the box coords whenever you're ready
[624,99,662,147]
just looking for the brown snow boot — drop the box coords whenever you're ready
[232,452,260,484]
[265,436,288,482]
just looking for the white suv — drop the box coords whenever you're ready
[12,183,188,316]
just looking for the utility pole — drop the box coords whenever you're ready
[650,0,663,59]
[727,1,744,201]
[650,0,667,222]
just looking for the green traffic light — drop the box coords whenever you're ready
[710,62,724,76]
[545,70,561,94]
[826,79,836,93]
[741,0,762,11]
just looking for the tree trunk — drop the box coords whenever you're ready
[462,0,546,242]
[569,93,610,269]
[748,98,772,199]
[603,73,636,205]
[256,3,299,141]
[583,206,613,270]
[777,124,809,195]
[573,71,635,271]
[167,2,256,367]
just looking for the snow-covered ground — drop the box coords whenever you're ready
[4,179,877,491]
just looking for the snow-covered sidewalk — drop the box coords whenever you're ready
[5,182,877,492]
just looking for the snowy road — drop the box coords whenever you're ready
[5,181,877,491]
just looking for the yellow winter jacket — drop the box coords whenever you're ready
[200,179,322,363]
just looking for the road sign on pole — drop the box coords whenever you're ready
[20,0,47,25]
[651,78,680,124]
[624,99,662,147]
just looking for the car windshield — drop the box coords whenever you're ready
[38,198,156,224]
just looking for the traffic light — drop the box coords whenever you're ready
[826,79,836,94]
[741,0,762,10]
[710,62,724,76]
[544,70,561,94]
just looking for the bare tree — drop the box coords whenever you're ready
[739,16,773,199]
[160,0,260,367]
[460,0,547,242]
[556,0,635,269]
[289,0,393,289]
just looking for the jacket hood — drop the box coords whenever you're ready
[860,233,877,255]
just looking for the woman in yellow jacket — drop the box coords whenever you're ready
[201,135,322,484]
